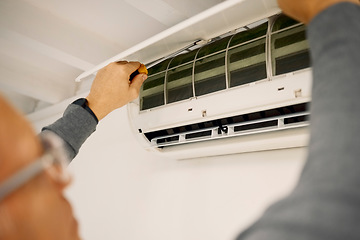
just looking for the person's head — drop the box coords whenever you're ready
[0,95,80,240]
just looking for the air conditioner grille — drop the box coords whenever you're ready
[144,103,309,148]
[234,119,278,132]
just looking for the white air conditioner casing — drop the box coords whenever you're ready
[127,12,313,159]
[128,69,311,159]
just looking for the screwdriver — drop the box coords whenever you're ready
[129,64,148,81]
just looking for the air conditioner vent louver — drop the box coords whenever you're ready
[145,103,309,148]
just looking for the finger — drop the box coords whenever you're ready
[129,73,147,97]
[125,61,141,76]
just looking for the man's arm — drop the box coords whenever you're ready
[42,61,147,160]
[41,101,98,160]
[237,2,360,240]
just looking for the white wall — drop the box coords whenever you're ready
[31,106,307,240]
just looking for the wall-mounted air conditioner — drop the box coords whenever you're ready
[127,14,312,159]
[73,0,310,159]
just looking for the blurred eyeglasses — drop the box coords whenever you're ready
[0,131,71,202]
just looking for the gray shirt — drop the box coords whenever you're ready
[42,103,97,160]
[236,3,360,240]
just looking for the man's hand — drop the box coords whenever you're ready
[86,61,148,120]
[277,0,359,24]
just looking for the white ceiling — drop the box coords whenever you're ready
[0,0,225,114]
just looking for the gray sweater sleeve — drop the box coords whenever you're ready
[42,103,98,161]
[237,3,360,240]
